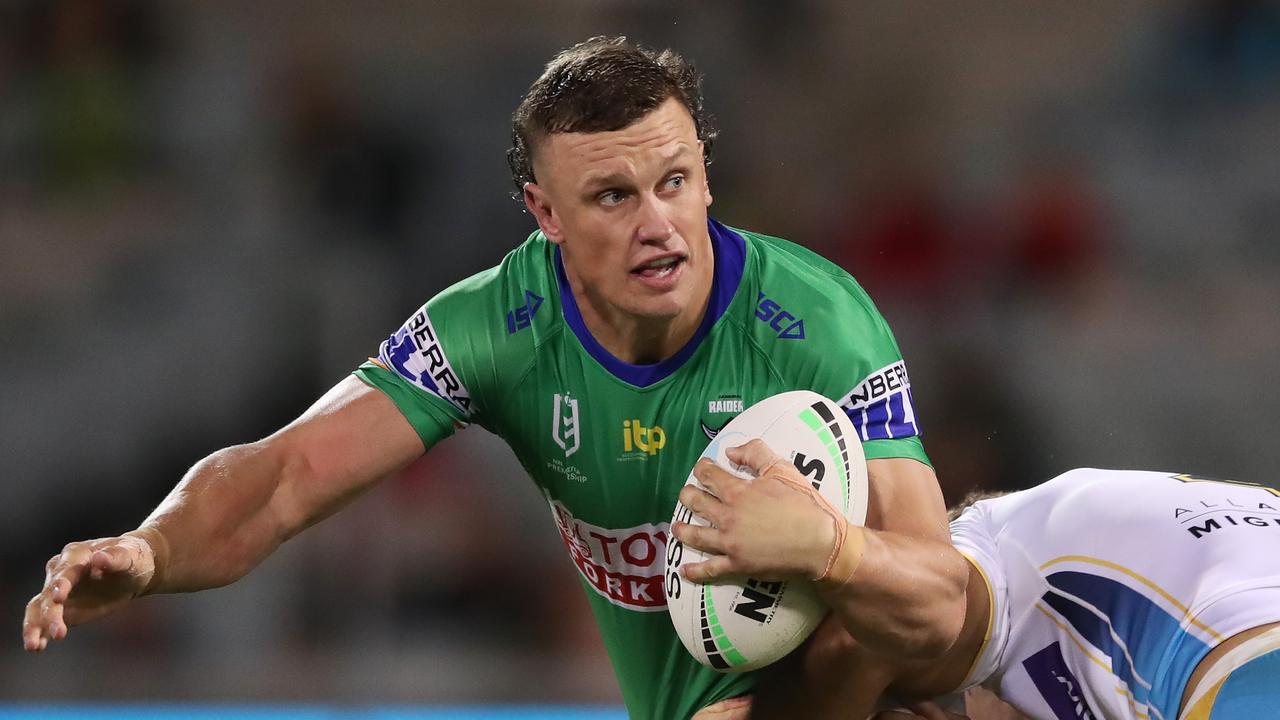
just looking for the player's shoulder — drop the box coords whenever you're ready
[431,230,547,305]
[395,230,560,397]
[738,226,884,327]
[741,227,874,301]
[731,224,892,351]
[426,230,559,340]
[975,468,1183,527]
[1040,467,1179,490]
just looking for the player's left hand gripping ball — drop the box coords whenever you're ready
[665,390,868,672]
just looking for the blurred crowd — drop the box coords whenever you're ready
[3,0,1279,705]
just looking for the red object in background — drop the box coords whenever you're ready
[1009,168,1102,288]
[832,183,961,307]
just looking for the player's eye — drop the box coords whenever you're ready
[664,175,685,192]
[598,190,627,207]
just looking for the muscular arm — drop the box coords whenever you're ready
[816,457,969,658]
[24,376,424,649]
[140,375,425,592]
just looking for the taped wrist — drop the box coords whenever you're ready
[757,459,863,584]
[123,526,170,596]
[819,523,865,590]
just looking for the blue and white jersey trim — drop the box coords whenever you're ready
[838,360,920,441]
[378,307,474,418]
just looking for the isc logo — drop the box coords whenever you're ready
[506,290,544,334]
[755,292,805,339]
[622,419,666,455]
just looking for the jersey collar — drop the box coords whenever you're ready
[554,218,746,388]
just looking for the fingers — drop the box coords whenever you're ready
[89,545,134,580]
[22,597,47,651]
[23,587,67,652]
[679,553,736,583]
[725,438,782,476]
[678,482,726,527]
[25,546,89,652]
[692,458,745,498]
[672,521,725,556]
[23,539,132,652]
[47,554,89,603]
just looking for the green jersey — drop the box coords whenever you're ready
[355,219,928,719]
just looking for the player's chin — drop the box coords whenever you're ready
[626,277,694,313]
[624,297,686,322]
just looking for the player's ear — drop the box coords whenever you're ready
[699,144,713,207]
[523,182,564,245]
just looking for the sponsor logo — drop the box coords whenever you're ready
[1181,512,1280,539]
[379,308,472,415]
[546,497,669,611]
[702,395,743,439]
[1170,474,1280,539]
[1022,642,1097,719]
[755,292,806,339]
[505,290,544,334]
[707,397,744,414]
[552,393,581,458]
[622,419,666,456]
[839,360,919,441]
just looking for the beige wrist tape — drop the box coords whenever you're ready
[123,526,170,596]
[758,459,865,584]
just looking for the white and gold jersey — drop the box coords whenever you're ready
[951,468,1280,720]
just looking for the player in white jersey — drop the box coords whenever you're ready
[946,467,1280,719]
[674,442,1280,719]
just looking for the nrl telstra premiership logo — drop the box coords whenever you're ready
[552,393,581,458]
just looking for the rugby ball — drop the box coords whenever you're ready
[665,390,869,672]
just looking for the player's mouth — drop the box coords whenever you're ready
[630,254,686,289]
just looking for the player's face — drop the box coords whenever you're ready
[523,97,714,329]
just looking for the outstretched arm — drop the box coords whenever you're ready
[672,440,968,660]
[23,375,423,651]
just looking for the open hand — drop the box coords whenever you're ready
[671,439,845,582]
[22,534,158,651]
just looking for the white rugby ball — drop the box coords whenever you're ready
[665,390,869,672]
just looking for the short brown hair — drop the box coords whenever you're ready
[948,489,1010,522]
[506,36,717,195]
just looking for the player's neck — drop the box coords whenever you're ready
[570,269,714,366]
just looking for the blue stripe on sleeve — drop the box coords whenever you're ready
[1042,571,1213,718]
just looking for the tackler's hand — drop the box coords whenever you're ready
[22,531,161,652]
[671,439,855,583]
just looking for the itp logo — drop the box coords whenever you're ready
[552,393,581,458]
[623,420,666,456]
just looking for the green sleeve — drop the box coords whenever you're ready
[863,436,932,467]
[354,362,462,450]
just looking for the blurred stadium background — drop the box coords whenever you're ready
[3,0,1279,714]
